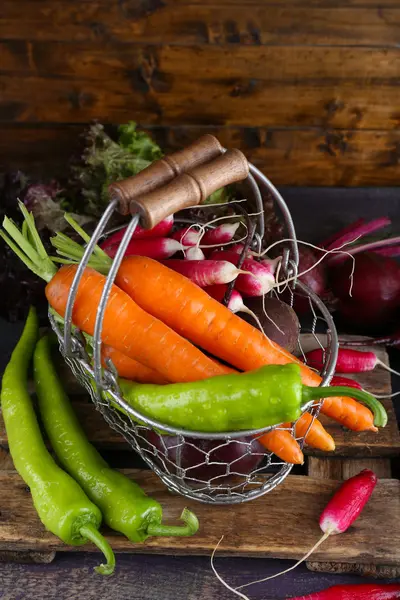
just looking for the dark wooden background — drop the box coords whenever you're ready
[2,0,400,185]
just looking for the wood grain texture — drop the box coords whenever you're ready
[2,125,400,186]
[1,1,400,186]
[0,550,56,564]
[306,561,400,579]
[1,555,392,600]
[0,470,398,565]
[1,2,400,46]
[308,457,392,479]
[1,44,400,129]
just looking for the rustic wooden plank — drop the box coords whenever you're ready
[1,2,399,46]
[2,42,400,83]
[0,470,398,565]
[171,0,400,5]
[1,44,400,129]
[308,457,392,479]
[155,126,400,187]
[306,562,400,579]
[2,125,400,187]
[0,550,56,564]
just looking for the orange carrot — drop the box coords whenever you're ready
[258,427,304,465]
[101,345,168,384]
[45,265,232,383]
[114,256,376,432]
[294,413,335,452]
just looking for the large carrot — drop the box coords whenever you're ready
[112,257,376,432]
[46,265,232,384]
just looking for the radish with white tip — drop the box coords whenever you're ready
[210,250,276,297]
[104,237,183,260]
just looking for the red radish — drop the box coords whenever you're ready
[305,347,400,377]
[228,470,378,597]
[171,227,201,247]
[104,237,182,260]
[330,375,362,390]
[205,284,279,337]
[210,250,276,297]
[201,222,240,247]
[205,284,244,313]
[230,243,254,258]
[319,469,377,535]
[161,259,241,287]
[290,583,400,600]
[100,215,173,249]
[185,246,205,260]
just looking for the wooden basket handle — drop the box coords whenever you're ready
[109,134,223,215]
[129,149,249,229]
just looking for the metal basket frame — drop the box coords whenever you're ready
[49,156,338,504]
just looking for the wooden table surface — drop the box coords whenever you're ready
[0,188,399,600]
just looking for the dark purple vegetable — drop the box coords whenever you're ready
[146,431,264,482]
[241,296,300,353]
[329,252,400,332]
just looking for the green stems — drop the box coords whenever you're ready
[0,201,57,283]
[80,525,116,575]
[146,508,199,538]
[302,385,388,428]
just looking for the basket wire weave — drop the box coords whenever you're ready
[49,156,338,505]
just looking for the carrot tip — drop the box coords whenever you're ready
[369,426,379,433]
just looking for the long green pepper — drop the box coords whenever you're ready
[0,308,115,575]
[34,335,199,542]
[118,364,387,432]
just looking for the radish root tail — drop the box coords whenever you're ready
[235,531,331,591]
[376,358,400,378]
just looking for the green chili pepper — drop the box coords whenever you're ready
[34,335,199,543]
[0,308,115,575]
[118,364,387,432]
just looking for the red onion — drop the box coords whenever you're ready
[328,252,400,331]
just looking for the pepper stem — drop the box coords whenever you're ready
[80,525,115,576]
[146,508,199,538]
[302,385,388,428]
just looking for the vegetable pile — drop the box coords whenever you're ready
[0,202,389,473]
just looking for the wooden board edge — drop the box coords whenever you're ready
[306,561,400,579]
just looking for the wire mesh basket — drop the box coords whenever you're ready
[49,135,338,504]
